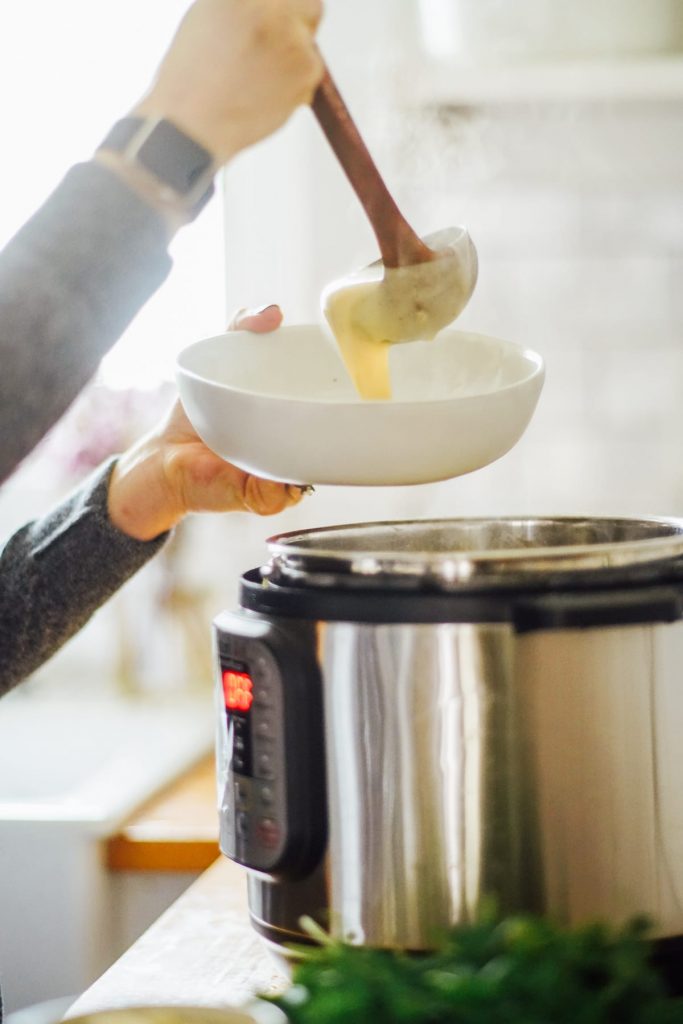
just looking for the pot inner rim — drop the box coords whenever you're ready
[265,516,683,586]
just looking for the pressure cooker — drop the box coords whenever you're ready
[213,516,683,973]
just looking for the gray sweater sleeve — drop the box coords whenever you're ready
[0,458,167,695]
[0,159,172,484]
[0,158,178,696]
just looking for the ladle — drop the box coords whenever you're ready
[312,67,433,270]
[311,65,478,344]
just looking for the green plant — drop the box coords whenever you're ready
[263,911,683,1023]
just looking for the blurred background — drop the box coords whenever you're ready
[0,0,682,1009]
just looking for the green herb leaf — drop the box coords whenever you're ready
[261,912,683,1024]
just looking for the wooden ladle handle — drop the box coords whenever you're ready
[311,66,434,269]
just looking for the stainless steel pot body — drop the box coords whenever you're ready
[319,618,683,946]
[215,517,683,951]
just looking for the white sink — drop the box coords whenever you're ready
[0,693,216,1011]
[0,694,214,827]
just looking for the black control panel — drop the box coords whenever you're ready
[213,612,326,879]
[216,640,287,870]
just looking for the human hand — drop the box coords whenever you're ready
[107,305,304,541]
[133,0,324,164]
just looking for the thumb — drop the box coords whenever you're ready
[228,304,283,333]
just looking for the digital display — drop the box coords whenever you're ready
[222,669,254,713]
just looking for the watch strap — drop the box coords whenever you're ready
[98,117,216,219]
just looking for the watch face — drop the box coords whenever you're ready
[101,117,215,198]
[136,119,214,195]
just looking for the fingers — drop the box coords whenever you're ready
[295,36,324,105]
[243,476,304,515]
[292,0,323,30]
[227,304,283,333]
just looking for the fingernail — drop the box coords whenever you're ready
[287,484,315,499]
[255,304,279,315]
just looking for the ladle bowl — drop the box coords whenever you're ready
[322,226,478,347]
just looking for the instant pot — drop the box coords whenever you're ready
[213,516,683,984]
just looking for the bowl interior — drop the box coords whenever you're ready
[177,325,542,406]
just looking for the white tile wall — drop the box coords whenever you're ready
[396,101,683,519]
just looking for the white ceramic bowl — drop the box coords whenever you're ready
[62,1007,284,1024]
[176,325,544,487]
[63,1007,286,1024]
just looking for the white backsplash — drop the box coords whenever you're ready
[389,100,683,519]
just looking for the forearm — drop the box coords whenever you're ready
[0,459,167,696]
[0,160,172,485]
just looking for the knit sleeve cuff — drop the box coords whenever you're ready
[31,457,170,567]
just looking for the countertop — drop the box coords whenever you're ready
[67,858,287,1014]
[69,756,286,1013]
[106,754,220,873]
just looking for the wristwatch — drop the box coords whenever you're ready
[98,117,216,219]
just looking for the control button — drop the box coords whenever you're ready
[237,811,249,837]
[256,718,273,739]
[233,754,246,774]
[259,785,274,806]
[235,782,250,809]
[257,753,274,778]
[256,817,281,850]
[254,688,272,707]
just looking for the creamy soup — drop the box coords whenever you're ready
[323,229,478,401]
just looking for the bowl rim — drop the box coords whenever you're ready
[176,326,545,409]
